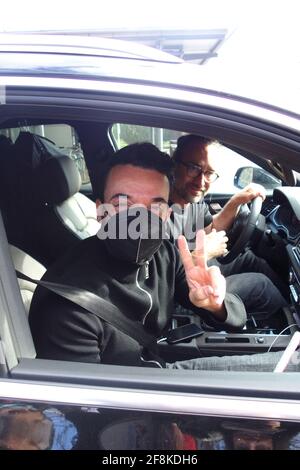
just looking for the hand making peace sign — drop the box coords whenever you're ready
[178,229,226,320]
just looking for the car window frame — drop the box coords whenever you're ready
[1,77,300,421]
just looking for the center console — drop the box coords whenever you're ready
[158,240,300,363]
[158,307,297,363]
[287,243,300,323]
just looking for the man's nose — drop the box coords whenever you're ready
[193,171,205,186]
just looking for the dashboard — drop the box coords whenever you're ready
[270,204,300,241]
[268,187,300,319]
[268,187,300,244]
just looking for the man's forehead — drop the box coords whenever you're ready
[182,142,207,160]
[108,164,166,180]
[182,142,217,169]
[105,165,169,199]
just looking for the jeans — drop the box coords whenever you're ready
[169,251,292,371]
[167,350,300,372]
[212,249,289,300]
[174,270,286,320]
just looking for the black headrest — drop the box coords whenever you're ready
[0,135,13,152]
[14,131,66,169]
[37,156,82,204]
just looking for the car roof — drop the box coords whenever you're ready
[1,33,299,121]
[0,33,182,63]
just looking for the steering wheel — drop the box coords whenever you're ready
[217,196,263,265]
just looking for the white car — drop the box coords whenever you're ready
[0,34,300,451]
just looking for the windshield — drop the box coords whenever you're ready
[1,0,299,114]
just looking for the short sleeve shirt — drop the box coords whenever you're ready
[168,201,212,250]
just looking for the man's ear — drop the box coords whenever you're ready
[96,199,103,222]
[96,199,114,222]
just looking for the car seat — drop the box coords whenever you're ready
[9,245,46,316]
[4,132,100,265]
[33,155,100,264]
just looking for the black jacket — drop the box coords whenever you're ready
[29,236,246,367]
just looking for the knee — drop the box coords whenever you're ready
[252,273,285,308]
[252,273,272,295]
[239,250,260,270]
[225,273,269,303]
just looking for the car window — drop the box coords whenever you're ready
[111,124,280,194]
[204,144,258,195]
[43,124,90,185]
[0,124,90,185]
[111,123,183,155]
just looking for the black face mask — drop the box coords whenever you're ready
[97,207,166,265]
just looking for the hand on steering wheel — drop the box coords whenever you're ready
[217,196,263,264]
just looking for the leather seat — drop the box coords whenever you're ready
[2,132,100,265]
[34,155,100,264]
[9,245,46,315]
[0,135,14,210]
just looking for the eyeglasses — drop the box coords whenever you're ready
[178,161,219,183]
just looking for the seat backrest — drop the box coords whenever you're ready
[4,132,100,265]
[9,245,46,315]
[0,135,14,209]
[34,155,100,263]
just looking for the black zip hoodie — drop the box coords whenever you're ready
[29,236,246,367]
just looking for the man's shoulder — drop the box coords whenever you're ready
[29,236,107,317]
[169,200,210,213]
[157,239,178,262]
[43,235,106,281]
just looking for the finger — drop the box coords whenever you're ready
[189,278,212,293]
[216,232,228,243]
[178,235,194,271]
[193,229,207,269]
[207,266,226,304]
[190,285,214,302]
[257,192,266,201]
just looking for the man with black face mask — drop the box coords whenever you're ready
[29,143,298,371]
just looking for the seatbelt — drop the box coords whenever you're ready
[17,271,157,351]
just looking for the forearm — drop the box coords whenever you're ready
[194,293,247,332]
[212,197,240,231]
[194,298,227,322]
[212,185,265,231]
[176,271,246,331]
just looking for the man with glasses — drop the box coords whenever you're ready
[169,134,288,320]
[170,135,266,254]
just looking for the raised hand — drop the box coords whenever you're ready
[178,229,226,319]
[205,228,228,260]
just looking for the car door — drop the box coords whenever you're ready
[1,43,300,451]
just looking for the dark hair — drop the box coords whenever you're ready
[98,142,174,200]
[173,134,215,162]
